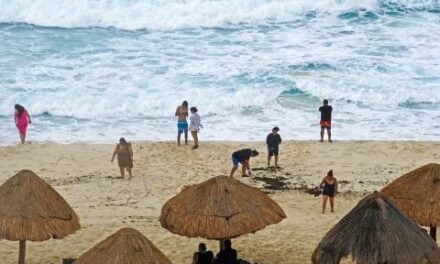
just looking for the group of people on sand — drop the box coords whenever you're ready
[13,99,336,212]
[193,240,238,264]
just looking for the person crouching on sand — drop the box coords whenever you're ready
[111,138,133,179]
[189,107,203,150]
[230,149,259,178]
[14,104,31,144]
[320,170,338,213]
[266,126,281,167]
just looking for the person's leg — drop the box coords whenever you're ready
[267,154,271,166]
[275,155,279,167]
[230,165,238,178]
[20,133,25,144]
[330,197,335,212]
[191,131,198,148]
[127,167,133,178]
[327,127,332,142]
[320,127,325,142]
[322,195,329,213]
[177,130,182,146]
[184,126,188,145]
[241,164,247,176]
[119,166,125,179]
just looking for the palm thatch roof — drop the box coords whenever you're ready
[0,169,80,241]
[74,228,172,264]
[381,163,440,227]
[160,176,286,239]
[312,192,439,264]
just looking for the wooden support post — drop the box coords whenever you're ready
[18,240,26,264]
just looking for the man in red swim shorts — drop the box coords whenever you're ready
[319,99,332,142]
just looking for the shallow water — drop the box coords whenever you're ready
[1,0,439,144]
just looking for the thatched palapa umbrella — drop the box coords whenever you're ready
[312,192,439,264]
[74,228,172,264]
[382,163,440,241]
[160,176,286,248]
[0,170,80,264]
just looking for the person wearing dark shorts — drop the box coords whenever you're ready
[266,127,282,167]
[319,99,333,142]
[230,148,259,178]
[320,170,338,213]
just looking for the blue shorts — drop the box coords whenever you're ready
[177,121,188,133]
[232,155,240,166]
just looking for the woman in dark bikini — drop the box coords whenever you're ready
[111,138,133,179]
[320,170,338,213]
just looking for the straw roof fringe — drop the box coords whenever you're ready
[74,228,172,264]
[160,176,286,239]
[381,163,440,227]
[0,170,80,241]
[312,192,439,264]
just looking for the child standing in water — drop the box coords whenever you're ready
[111,138,134,179]
[189,107,203,149]
[14,104,31,144]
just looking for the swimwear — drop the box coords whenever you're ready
[232,155,240,166]
[16,110,28,136]
[320,121,331,129]
[268,147,279,157]
[177,121,188,133]
[323,181,336,197]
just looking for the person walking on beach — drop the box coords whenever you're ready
[190,107,203,150]
[175,101,189,146]
[111,138,133,179]
[230,148,259,178]
[193,243,214,264]
[14,104,31,144]
[266,127,282,167]
[319,99,333,142]
[320,170,337,213]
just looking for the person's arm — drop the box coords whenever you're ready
[266,135,270,146]
[192,253,198,264]
[246,159,251,175]
[26,111,32,124]
[111,146,117,162]
[128,143,134,161]
[320,177,326,188]
[279,135,282,145]
[14,114,18,127]
[334,179,338,195]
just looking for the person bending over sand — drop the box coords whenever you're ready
[230,149,259,178]
[320,170,338,213]
[111,138,133,179]
[190,107,203,150]
[14,104,31,144]
[175,100,189,146]
[266,126,282,167]
[319,99,333,142]
[193,243,214,264]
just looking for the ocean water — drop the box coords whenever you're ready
[0,0,439,144]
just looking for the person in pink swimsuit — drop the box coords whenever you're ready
[14,104,31,144]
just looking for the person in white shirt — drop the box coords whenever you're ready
[189,107,203,149]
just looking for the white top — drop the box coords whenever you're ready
[190,113,203,132]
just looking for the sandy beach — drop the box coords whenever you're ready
[0,140,439,264]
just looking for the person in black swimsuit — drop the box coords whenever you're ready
[193,243,214,264]
[320,170,338,213]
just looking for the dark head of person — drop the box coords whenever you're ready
[323,99,329,106]
[15,104,25,117]
[251,150,259,157]
[182,101,189,107]
[327,170,333,178]
[191,107,198,113]
[198,243,207,252]
[119,137,128,145]
[224,240,232,249]
[272,126,280,134]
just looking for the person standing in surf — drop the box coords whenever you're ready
[175,101,189,146]
[14,104,31,144]
[189,106,203,150]
[319,99,333,142]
